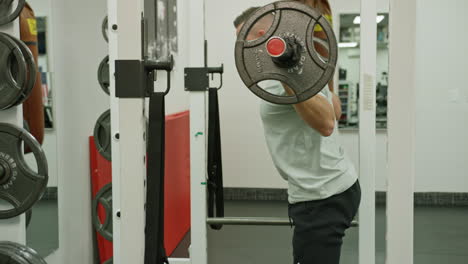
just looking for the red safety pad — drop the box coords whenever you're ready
[164,110,191,255]
[89,110,191,261]
[89,137,113,264]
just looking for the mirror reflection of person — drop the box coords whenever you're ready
[20,3,45,149]
[234,1,361,263]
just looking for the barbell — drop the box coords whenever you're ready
[235,1,338,105]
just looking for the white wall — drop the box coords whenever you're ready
[28,0,52,16]
[51,0,109,262]
[414,0,468,192]
[331,0,389,15]
[206,0,288,189]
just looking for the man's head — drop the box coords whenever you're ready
[234,7,274,41]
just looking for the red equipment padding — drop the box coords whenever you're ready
[89,137,113,263]
[164,110,191,255]
[89,110,191,263]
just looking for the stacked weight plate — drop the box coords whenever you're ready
[0,0,47,259]
[0,0,26,26]
[97,56,110,95]
[93,109,111,161]
[0,123,48,219]
[97,15,110,95]
[0,241,47,264]
[95,13,111,161]
[0,33,37,110]
[102,16,108,43]
[92,183,113,242]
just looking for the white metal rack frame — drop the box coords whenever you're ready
[387,0,417,263]
[109,0,207,263]
[358,0,377,263]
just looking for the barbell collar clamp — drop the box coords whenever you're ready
[145,55,174,72]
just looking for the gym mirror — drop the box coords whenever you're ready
[24,0,59,258]
[337,13,389,129]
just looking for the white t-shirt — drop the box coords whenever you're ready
[259,81,358,204]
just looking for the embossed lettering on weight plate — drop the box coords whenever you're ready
[254,49,264,73]
[279,32,306,75]
[0,152,18,190]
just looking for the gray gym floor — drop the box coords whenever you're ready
[26,200,468,263]
[205,201,468,264]
[26,200,59,258]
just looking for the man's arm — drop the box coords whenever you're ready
[313,28,342,121]
[283,84,336,137]
[328,79,342,120]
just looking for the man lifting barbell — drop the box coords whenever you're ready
[234,1,360,263]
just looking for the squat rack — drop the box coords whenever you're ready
[107,0,417,264]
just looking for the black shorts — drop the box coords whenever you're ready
[288,180,361,264]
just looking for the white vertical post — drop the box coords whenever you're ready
[107,0,120,262]
[358,0,376,263]
[386,0,416,263]
[189,92,208,264]
[0,8,26,244]
[188,0,208,263]
[110,0,146,264]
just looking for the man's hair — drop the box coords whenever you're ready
[233,0,332,28]
[233,7,260,28]
[295,0,332,16]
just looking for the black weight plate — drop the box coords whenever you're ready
[92,183,113,241]
[97,56,110,95]
[8,35,37,106]
[0,33,28,110]
[0,123,48,219]
[0,242,47,264]
[0,243,32,263]
[15,243,46,264]
[0,0,26,26]
[235,1,338,105]
[93,109,111,161]
[0,242,33,264]
[102,16,108,43]
[16,243,47,264]
[0,33,37,107]
[0,244,27,264]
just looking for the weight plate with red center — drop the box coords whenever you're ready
[235,1,338,105]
